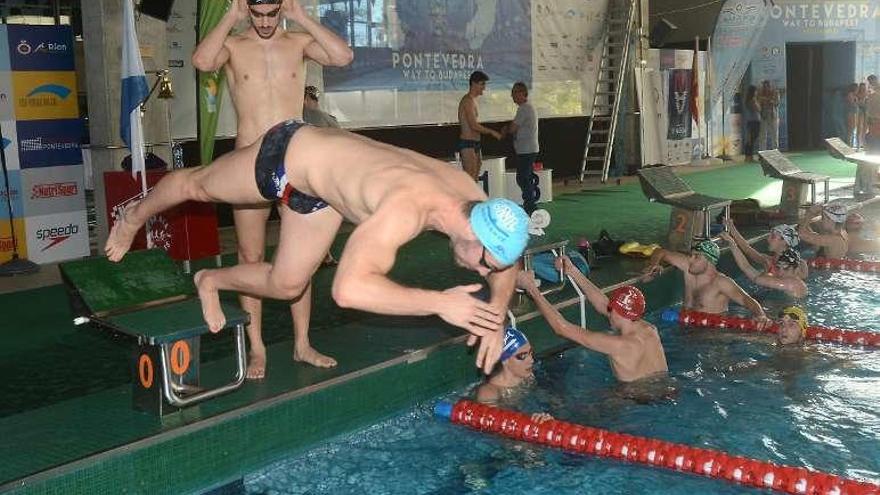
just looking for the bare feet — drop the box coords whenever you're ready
[246,348,266,380]
[104,201,141,262]
[294,345,337,368]
[194,270,227,333]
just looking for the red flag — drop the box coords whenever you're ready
[690,37,700,124]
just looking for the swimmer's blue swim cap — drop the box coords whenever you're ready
[500,327,529,362]
[469,198,529,267]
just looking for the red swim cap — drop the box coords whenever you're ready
[608,285,646,320]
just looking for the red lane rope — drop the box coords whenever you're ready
[443,400,880,495]
[808,257,880,273]
[676,309,880,348]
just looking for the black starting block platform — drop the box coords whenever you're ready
[59,249,249,415]
[758,149,829,218]
[824,137,879,198]
[636,165,730,251]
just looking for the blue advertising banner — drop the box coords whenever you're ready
[323,0,531,91]
[16,118,83,168]
[0,26,9,71]
[7,25,75,72]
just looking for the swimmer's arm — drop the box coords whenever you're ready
[754,274,805,298]
[332,215,437,316]
[797,222,835,248]
[725,239,761,282]
[719,277,767,319]
[563,262,610,317]
[725,219,769,267]
[566,330,636,359]
[521,281,583,341]
[645,248,688,274]
[796,260,809,279]
[296,18,354,67]
[192,12,237,72]
[485,264,517,320]
[463,99,501,139]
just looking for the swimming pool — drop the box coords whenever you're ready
[242,271,880,495]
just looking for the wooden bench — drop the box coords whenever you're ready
[636,166,731,251]
[60,250,248,415]
[757,149,829,218]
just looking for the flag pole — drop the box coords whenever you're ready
[693,36,701,159]
[122,0,152,249]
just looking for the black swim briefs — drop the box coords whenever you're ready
[254,119,330,214]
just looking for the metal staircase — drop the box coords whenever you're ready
[579,0,639,183]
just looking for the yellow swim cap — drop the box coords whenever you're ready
[781,306,808,336]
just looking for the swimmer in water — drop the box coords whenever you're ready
[720,231,807,299]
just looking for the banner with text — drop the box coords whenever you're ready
[323,0,531,91]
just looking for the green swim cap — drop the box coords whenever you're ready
[692,239,720,265]
[469,198,529,266]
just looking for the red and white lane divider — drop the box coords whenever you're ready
[664,308,880,348]
[435,400,880,495]
[807,257,880,273]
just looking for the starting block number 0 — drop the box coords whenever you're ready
[170,340,192,376]
[139,354,154,389]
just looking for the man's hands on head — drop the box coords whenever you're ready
[230,0,249,23]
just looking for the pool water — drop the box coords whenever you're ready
[243,272,880,495]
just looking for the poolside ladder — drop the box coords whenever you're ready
[579,0,639,183]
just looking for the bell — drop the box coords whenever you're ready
[157,72,174,99]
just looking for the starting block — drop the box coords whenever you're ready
[59,249,248,415]
[824,138,878,198]
[757,149,829,220]
[636,166,731,251]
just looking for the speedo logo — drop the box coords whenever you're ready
[31,182,77,199]
[36,222,79,251]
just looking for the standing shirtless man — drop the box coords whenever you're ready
[458,71,502,181]
[191,0,352,378]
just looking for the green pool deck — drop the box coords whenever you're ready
[0,152,872,495]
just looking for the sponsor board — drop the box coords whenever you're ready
[1,119,19,170]
[24,209,89,264]
[0,71,13,121]
[11,71,78,121]
[16,118,83,168]
[0,168,23,219]
[7,25,75,72]
[21,165,85,216]
[0,26,9,71]
[0,218,27,263]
